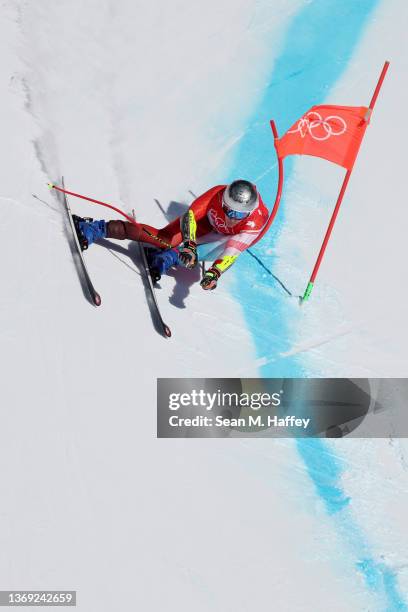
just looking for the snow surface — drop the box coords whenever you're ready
[1,0,408,610]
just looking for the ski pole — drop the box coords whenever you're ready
[48,182,138,226]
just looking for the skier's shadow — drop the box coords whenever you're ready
[155,199,187,220]
[166,265,201,309]
[96,238,141,276]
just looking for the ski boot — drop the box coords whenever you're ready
[145,247,179,283]
[72,215,107,251]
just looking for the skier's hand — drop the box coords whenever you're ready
[200,268,220,291]
[179,241,197,268]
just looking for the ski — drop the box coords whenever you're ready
[132,211,171,338]
[60,177,101,306]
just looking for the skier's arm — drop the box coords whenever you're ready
[180,209,198,243]
[200,231,257,290]
[179,186,224,269]
[178,209,198,268]
[180,185,223,241]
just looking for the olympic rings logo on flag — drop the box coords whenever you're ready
[288,111,347,141]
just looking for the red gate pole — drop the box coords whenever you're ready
[250,120,284,248]
[301,61,390,303]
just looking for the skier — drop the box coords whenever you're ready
[74,180,269,291]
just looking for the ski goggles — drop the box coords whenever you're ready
[222,203,250,220]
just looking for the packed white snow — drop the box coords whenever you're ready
[1,0,408,610]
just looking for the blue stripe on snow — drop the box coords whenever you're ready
[222,0,407,609]
[295,438,351,515]
[298,440,408,611]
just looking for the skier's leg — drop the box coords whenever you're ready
[73,216,107,250]
[146,248,180,282]
[107,217,182,249]
[74,215,183,250]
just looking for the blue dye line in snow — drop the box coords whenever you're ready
[223,0,407,609]
[297,440,408,611]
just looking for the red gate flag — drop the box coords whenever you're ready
[275,105,370,170]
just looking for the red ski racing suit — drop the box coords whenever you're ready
[106,185,269,286]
